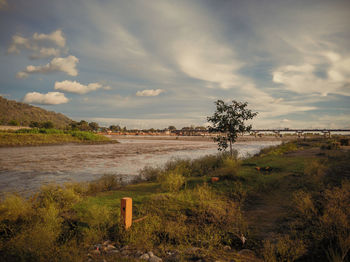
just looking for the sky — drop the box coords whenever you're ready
[0,0,349,129]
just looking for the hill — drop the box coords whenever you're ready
[0,96,72,128]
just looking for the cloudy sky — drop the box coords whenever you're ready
[0,0,349,129]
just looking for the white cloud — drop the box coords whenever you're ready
[272,52,350,96]
[17,55,79,78]
[32,30,66,47]
[22,92,69,105]
[136,89,164,97]
[8,29,66,58]
[29,48,61,59]
[54,80,106,94]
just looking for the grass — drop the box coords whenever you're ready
[0,128,113,147]
[0,137,349,261]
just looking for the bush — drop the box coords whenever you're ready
[164,158,192,177]
[87,174,121,194]
[139,165,162,181]
[35,184,81,210]
[158,171,186,192]
[213,156,241,180]
[291,181,350,260]
[78,205,116,245]
[190,154,225,176]
[259,142,298,156]
[262,235,306,262]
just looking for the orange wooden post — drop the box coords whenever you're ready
[121,197,132,229]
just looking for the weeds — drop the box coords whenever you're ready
[157,171,186,192]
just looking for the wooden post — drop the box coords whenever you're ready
[121,197,132,229]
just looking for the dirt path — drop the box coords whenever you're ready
[244,187,291,240]
[243,147,325,241]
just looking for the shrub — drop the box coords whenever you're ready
[78,204,116,245]
[164,158,192,177]
[190,154,225,176]
[35,184,81,210]
[259,142,298,156]
[158,171,186,192]
[291,181,350,260]
[262,235,306,262]
[213,156,241,180]
[139,165,162,181]
[87,174,121,194]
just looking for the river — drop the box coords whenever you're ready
[0,137,281,195]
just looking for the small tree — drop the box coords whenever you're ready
[207,100,258,156]
[88,122,99,132]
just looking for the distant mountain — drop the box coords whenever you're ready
[0,96,72,128]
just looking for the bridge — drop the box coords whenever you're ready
[171,129,350,137]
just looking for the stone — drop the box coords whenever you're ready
[147,251,154,257]
[106,244,117,251]
[135,250,143,257]
[103,240,111,245]
[167,250,181,262]
[140,253,150,260]
[120,245,129,251]
[223,245,231,251]
[149,256,162,262]
[121,249,131,256]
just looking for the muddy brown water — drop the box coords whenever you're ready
[0,137,281,195]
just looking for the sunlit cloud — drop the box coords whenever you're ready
[8,29,66,58]
[136,89,164,97]
[54,80,107,94]
[16,55,79,78]
[22,92,69,105]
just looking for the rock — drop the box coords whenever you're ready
[120,245,129,251]
[148,251,154,257]
[140,253,150,260]
[103,240,111,245]
[223,245,231,251]
[121,249,131,256]
[149,256,162,262]
[106,244,117,251]
[135,250,143,257]
[167,250,181,262]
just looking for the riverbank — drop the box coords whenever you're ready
[0,138,349,261]
[108,134,297,142]
[0,130,114,147]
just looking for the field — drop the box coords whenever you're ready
[0,138,349,261]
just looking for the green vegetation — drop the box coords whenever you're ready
[207,100,258,156]
[0,128,112,146]
[0,96,72,128]
[0,138,349,261]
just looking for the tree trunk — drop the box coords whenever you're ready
[229,139,232,157]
